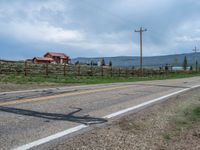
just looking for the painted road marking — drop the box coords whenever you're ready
[14,125,88,150]
[0,85,134,106]
[13,84,200,150]
[0,82,133,95]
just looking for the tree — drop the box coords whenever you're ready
[109,60,112,67]
[165,64,169,71]
[90,60,94,66]
[100,58,105,66]
[190,65,193,71]
[182,56,188,70]
[195,60,198,72]
[75,61,80,65]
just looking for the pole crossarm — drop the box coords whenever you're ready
[135,27,147,33]
[193,46,199,53]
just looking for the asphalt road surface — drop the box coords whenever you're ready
[0,77,200,150]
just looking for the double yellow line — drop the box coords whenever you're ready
[0,85,133,106]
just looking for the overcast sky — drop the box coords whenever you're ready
[0,0,200,60]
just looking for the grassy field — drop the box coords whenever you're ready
[0,72,199,85]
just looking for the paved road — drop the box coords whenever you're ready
[0,77,200,150]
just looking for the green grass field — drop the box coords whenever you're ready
[0,72,199,85]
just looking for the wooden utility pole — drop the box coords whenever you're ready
[193,46,199,72]
[135,27,147,74]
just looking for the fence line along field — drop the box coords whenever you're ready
[0,60,195,77]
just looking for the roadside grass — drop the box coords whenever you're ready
[162,97,200,141]
[191,106,200,121]
[0,72,199,85]
[173,105,200,129]
[163,134,171,140]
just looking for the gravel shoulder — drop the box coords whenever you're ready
[46,88,200,150]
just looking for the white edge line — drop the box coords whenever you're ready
[13,85,200,150]
[14,125,88,150]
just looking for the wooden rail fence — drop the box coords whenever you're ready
[0,60,194,77]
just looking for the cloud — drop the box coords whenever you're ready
[172,20,200,44]
[175,36,200,43]
[0,21,85,43]
[0,0,200,59]
[68,41,135,56]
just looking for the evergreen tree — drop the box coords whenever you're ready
[100,58,105,66]
[182,56,188,70]
[190,66,193,71]
[195,60,198,72]
[75,61,80,65]
[90,60,94,66]
[109,60,112,67]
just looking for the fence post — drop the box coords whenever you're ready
[24,61,27,76]
[64,63,66,76]
[110,67,113,77]
[126,68,128,77]
[118,68,121,77]
[101,66,104,76]
[77,65,81,76]
[132,69,134,76]
[46,63,48,76]
[90,66,93,76]
[0,61,1,74]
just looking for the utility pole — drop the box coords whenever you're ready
[135,27,147,74]
[193,46,199,72]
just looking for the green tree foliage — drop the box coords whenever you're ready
[195,60,198,71]
[182,56,188,70]
[75,61,80,65]
[109,60,112,67]
[90,60,94,66]
[100,58,105,66]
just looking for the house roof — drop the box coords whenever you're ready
[45,52,69,59]
[33,57,54,61]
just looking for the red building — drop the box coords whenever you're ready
[32,52,70,64]
[33,57,54,64]
[44,52,70,64]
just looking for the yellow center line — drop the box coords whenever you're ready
[0,85,133,106]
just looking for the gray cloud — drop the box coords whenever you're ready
[0,0,200,59]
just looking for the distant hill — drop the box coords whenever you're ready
[71,52,200,68]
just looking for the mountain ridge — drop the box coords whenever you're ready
[71,52,200,68]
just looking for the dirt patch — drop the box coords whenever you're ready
[47,88,200,150]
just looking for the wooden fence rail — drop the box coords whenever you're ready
[0,60,195,77]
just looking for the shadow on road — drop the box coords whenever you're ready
[0,106,107,125]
